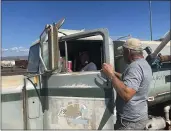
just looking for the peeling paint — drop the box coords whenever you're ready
[57,103,89,126]
[49,97,116,129]
[58,103,88,119]
[49,98,97,129]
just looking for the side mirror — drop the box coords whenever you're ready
[27,43,40,74]
[39,18,65,72]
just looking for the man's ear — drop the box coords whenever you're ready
[127,49,132,61]
[128,49,131,55]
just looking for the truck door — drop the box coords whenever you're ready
[150,62,171,105]
[42,29,116,130]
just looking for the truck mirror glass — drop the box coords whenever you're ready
[27,43,40,73]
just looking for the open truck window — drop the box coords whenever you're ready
[59,37,104,73]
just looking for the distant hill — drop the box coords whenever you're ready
[1,56,28,60]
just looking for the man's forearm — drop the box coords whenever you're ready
[101,63,135,102]
[111,75,131,102]
[114,72,122,79]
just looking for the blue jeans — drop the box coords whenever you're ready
[114,117,149,130]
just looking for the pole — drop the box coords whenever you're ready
[149,0,153,41]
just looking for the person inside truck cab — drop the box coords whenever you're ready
[68,51,97,72]
[79,51,97,71]
[102,38,152,130]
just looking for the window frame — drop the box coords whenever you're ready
[58,29,112,74]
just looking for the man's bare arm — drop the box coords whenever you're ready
[110,74,136,102]
[102,63,136,102]
[108,64,122,79]
[114,72,122,79]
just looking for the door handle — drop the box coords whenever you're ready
[165,75,171,83]
[97,74,108,83]
[97,74,111,87]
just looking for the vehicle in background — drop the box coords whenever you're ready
[1,60,15,68]
[15,60,28,69]
[1,60,28,69]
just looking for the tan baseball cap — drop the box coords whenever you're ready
[123,38,143,50]
[117,38,143,53]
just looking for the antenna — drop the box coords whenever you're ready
[149,0,153,41]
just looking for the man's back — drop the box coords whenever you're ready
[116,58,152,122]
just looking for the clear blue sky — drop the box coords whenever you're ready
[2,1,170,56]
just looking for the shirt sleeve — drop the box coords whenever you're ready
[87,63,97,71]
[122,66,143,91]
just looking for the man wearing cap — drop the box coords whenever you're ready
[102,38,152,130]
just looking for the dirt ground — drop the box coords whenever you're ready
[1,67,27,76]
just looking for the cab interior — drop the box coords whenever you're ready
[59,39,130,73]
[59,40,103,72]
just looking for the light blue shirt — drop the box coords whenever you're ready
[116,58,152,122]
[81,62,97,71]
